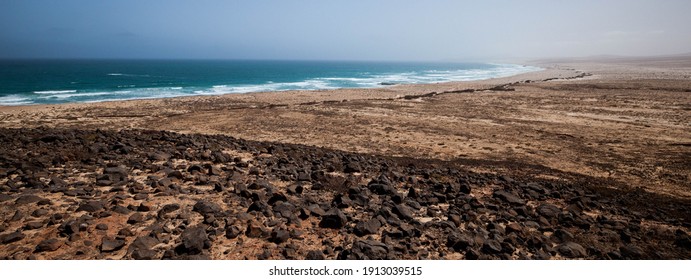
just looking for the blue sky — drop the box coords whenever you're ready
[1,0,690,60]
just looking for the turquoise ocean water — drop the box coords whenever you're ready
[0,60,540,105]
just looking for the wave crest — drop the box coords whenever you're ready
[33,90,77,94]
[3,64,541,106]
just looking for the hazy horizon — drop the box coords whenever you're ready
[2,0,691,61]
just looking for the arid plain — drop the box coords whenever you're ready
[1,57,689,259]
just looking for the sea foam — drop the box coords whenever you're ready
[33,90,78,94]
[0,94,33,105]
[0,61,541,106]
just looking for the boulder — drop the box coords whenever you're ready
[537,203,561,218]
[101,237,126,252]
[192,200,222,215]
[557,242,587,258]
[355,219,382,236]
[180,226,209,255]
[393,204,415,220]
[76,200,105,213]
[0,231,25,244]
[319,208,348,229]
[35,239,63,252]
[493,190,525,205]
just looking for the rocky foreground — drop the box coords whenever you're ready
[0,128,689,259]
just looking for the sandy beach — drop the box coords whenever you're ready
[0,56,689,259]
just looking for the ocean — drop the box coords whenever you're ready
[0,60,540,106]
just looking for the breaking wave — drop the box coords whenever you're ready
[1,63,541,106]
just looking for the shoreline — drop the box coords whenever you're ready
[0,62,541,107]
[0,65,571,111]
[0,58,688,192]
[1,56,690,260]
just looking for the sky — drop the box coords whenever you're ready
[1,0,690,61]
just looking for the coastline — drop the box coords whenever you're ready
[1,57,690,260]
[0,58,688,197]
[0,63,552,108]
[0,61,540,106]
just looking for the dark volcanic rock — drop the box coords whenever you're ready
[31,208,48,217]
[482,240,503,254]
[24,177,46,189]
[537,203,561,218]
[38,134,65,143]
[393,204,415,220]
[268,192,288,205]
[58,220,80,236]
[101,237,126,252]
[104,165,128,182]
[158,203,181,218]
[24,221,45,230]
[49,177,67,188]
[225,225,242,239]
[297,172,310,181]
[96,176,113,186]
[319,208,348,229]
[193,200,222,215]
[10,210,23,222]
[248,201,271,215]
[137,202,152,212]
[1,231,25,244]
[269,228,290,244]
[344,162,361,173]
[246,222,266,238]
[551,228,575,243]
[132,249,157,260]
[149,152,171,161]
[305,250,325,260]
[447,232,475,252]
[180,226,209,255]
[127,213,146,224]
[287,184,303,195]
[272,201,297,218]
[128,236,159,252]
[505,223,523,234]
[620,245,644,259]
[187,164,204,173]
[128,236,160,259]
[355,219,382,236]
[493,190,526,205]
[35,238,63,252]
[77,200,105,213]
[113,205,132,215]
[368,183,396,195]
[2,127,690,260]
[39,134,62,142]
[209,165,223,176]
[118,228,136,237]
[675,233,691,249]
[459,183,472,194]
[166,170,184,180]
[344,240,391,260]
[15,195,42,205]
[307,204,326,217]
[557,242,587,258]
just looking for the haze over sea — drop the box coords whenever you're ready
[0,60,539,106]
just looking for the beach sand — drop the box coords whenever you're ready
[1,56,689,259]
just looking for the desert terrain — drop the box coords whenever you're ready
[0,57,689,259]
